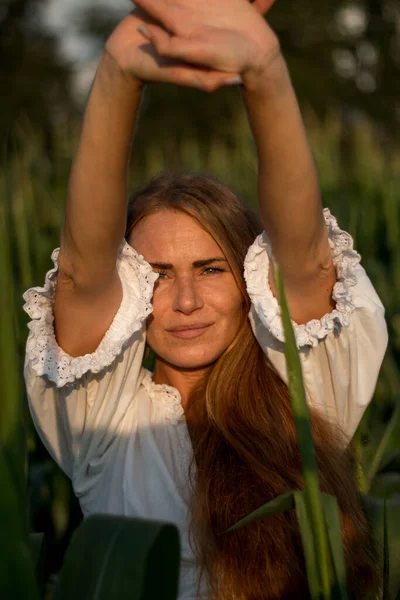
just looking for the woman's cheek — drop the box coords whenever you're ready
[147,293,170,335]
[213,283,243,315]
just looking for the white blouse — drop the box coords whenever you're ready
[24,209,388,600]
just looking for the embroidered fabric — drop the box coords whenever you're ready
[141,370,185,425]
[23,242,158,387]
[24,209,361,387]
[244,208,361,348]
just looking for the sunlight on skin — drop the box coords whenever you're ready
[129,210,244,403]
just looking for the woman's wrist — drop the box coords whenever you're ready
[100,46,145,95]
[242,48,289,96]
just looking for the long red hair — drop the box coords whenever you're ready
[127,172,379,599]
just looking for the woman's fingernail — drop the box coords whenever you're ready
[223,76,243,86]
[137,25,151,38]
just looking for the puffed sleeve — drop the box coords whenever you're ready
[244,208,388,439]
[23,241,158,479]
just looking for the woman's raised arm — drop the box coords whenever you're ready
[54,50,139,356]
[54,14,148,356]
[242,55,337,325]
[55,10,245,357]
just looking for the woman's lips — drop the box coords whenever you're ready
[167,324,212,339]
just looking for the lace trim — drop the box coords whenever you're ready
[244,208,362,348]
[141,370,184,426]
[23,242,159,387]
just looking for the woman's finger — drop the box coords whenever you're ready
[133,0,178,33]
[155,62,242,91]
[132,0,275,13]
[132,0,278,78]
[132,0,276,20]
[138,24,222,69]
[251,0,276,16]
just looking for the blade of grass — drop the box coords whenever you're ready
[361,496,400,599]
[0,180,27,534]
[223,491,295,534]
[294,491,321,599]
[365,399,400,490]
[321,495,348,599]
[275,262,333,598]
[11,154,34,291]
[386,497,400,599]
[0,445,40,599]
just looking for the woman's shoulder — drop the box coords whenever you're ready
[243,207,386,349]
[23,241,158,388]
[243,208,388,437]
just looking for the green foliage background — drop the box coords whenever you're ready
[1,0,400,595]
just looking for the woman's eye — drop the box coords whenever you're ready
[155,270,168,279]
[203,267,224,275]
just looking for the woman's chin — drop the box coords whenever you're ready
[156,348,223,371]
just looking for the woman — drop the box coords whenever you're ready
[24,1,388,598]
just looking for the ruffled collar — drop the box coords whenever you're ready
[141,369,185,425]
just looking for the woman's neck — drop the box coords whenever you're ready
[153,359,209,408]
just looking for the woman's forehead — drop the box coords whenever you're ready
[130,210,225,264]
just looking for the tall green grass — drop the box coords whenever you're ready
[1,111,400,597]
[0,165,41,599]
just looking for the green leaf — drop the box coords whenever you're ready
[321,495,348,600]
[385,500,390,600]
[294,491,320,600]
[369,473,400,499]
[223,491,295,534]
[275,263,333,597]
[0,446,40,600]
[363,496,400,599]
[386,497,400,599]
[0,444,24,543]
[59,515,180,600]
[0,542,42,600]
[224,490,350,599]
[365,400,400,489]
[225,488,349,600]
[0,191,27,532]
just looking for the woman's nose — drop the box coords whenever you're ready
[173,277,204,314]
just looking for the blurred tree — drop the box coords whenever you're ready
[74,0,400,169]
[269,0,400,174]
[1,0,399,166]
[0,0,76,159]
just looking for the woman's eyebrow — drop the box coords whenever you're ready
[192,258,227,268]
[149,258,227,270]
[150,262,173,270]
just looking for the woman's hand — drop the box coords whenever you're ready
[131,0,280,88]
[105,6,270,91]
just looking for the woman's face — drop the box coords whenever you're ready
[130,209,243,370]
